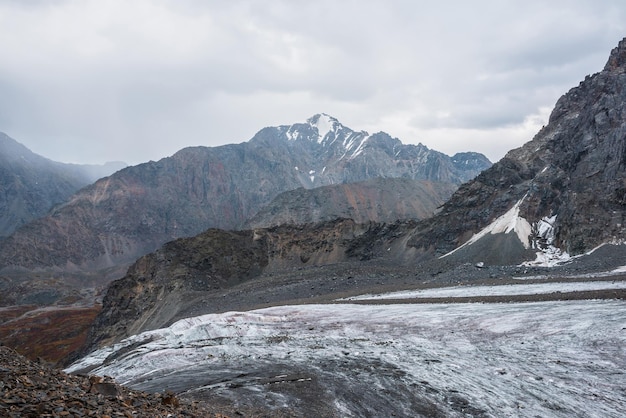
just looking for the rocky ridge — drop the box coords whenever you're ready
[254,113,490,186]
[406,37,626,260]
[78,219,382,353]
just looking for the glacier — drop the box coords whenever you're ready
[68,288,626,417]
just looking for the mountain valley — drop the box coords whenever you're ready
[2,37,626,418]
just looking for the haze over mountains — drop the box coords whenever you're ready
[0,132,125,238]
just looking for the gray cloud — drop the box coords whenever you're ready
[0,0,624,164]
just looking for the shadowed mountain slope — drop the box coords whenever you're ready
[244,177,457,229]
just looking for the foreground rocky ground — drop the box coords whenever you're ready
[0,345,318,417]
[0,346,231,417]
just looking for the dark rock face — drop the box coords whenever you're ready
[0,115,489,294]
[244,177,457,228]
[408,37,626,257]
[0,133,124,238]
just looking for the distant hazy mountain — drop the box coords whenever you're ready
[0,132,125,237]
[244,177,457,229]
[0,115,490,292]
[71,161,128,183]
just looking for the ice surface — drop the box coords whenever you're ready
[69,297,626,417]
[524,245,571,267]
[342,280,626,300]
[524,214,572,267]
[536,215,557,244]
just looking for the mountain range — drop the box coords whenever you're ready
[0,115,490,306]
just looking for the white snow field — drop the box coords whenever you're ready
[68,295,626,417]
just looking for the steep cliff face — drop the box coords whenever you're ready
[244,177,457,229]
[408,37,626,261]
[0,116,489,289]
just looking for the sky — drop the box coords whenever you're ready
[0,0,625,165]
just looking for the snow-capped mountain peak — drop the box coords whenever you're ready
[307,113,340,144]
[282,114,373,154]
[248,113,490,189]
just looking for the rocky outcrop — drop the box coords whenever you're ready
[407,37,626,260]
[244,177,457,228]
[0,133,124,238]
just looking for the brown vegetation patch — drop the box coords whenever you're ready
[0,305,101,364]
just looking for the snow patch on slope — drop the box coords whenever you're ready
[523,215,570,267]
[341,131,370,159]
[441,196,532,258]
[285,127,300,141]
[312,114,335,143]
[304,113,340,145]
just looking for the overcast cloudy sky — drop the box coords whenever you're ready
[1,0,625,165]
